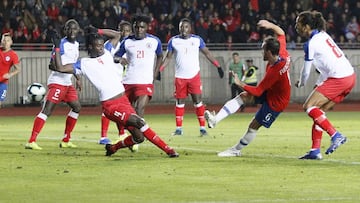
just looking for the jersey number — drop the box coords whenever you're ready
[136,50,144,58]
[325,38,342,58]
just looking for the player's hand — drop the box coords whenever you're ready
[217,67,224,78]
[85,25,98,35]
[295,80,303,88]
[48,60,56,70]
[75,78,82,91]
[156,72,161,81]
[48,30,61,48]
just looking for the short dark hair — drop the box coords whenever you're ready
[86,33,103,54]
[180,18,191,24]
[263,36,280,55]
[132,14,151,24]
[232,52,239,56]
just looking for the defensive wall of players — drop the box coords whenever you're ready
[4,50,360,107]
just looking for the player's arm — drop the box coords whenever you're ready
[200,47,224,78]
[295,60,312,88]
[257,20,285,36]
[88,26,121,47]
[3,63,21,79]
[154,52,163,81]
[50,34,75,74]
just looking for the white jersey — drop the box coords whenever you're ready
[104,39,124,78]
[115,34,162,84]
[48,38,79,85]
[167,34,205,79]
[301,31,354,85]
[73,50,125,101]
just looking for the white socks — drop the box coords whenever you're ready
[216,95,244,124]
[234,128,257,150]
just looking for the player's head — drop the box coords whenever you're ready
[118,21,132,39]
[295,10,326,37]
[261,36,280,61]
[86,33,104,58]
[132,14,150,39]
[1,33,13,50]
[179,18,192,38]
[63,19,80,42]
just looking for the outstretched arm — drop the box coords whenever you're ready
[257,20,285,36]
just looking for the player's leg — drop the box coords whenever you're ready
[299,123,323,160]
[61,92,81,148]
[0,83,7,109]
[173,99,185,135]
[103,95,178,157]
[25,100,56,150]
[217,101,279,157]
[99,113,112,144]
[172,78,187,135]
[189,74,207,136]
[191,94,207,136]
[205,93,247,128]
[304,90,346,155]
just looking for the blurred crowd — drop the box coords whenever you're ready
[1,0,360,47]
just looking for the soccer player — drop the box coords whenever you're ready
[205,20,291,157]
[0,33,21,108]
[25,19,81,150]
[51,32,179,158]
[95,21,135,146]
[295,11,356,160]
[159,18,224,136]
[114,15,163,119]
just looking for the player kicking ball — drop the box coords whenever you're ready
[205,20,291,157]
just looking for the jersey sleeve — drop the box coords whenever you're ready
[115,40,126,57]
[11,51,19,65]
[243,63,282,96]
[277,34,288,58]
[155,36,163,55]
[167,38,174,52]
[73,60,82,75]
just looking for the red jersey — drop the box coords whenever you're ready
[243,34,291,112]
[0,49,19,83]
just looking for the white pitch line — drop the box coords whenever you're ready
[34,136,360,165]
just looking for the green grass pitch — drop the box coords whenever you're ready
[0,111,359,203]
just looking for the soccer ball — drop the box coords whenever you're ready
[27,83,46,102]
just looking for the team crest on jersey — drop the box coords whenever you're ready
[5,56,10,62]
[146,43,152,49]
[147,87,152,93]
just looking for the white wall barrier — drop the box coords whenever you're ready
[4,50,360,107]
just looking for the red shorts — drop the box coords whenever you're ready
[101,95,136,126]
[174,72,202,99]
[316,73,356,103]
[46,84,79,104]
[124,84,153,103]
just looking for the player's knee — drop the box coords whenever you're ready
[128,114,146,129]
[132,134,145,143]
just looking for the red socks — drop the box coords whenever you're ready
[142,127,173,154]
[195,103,205,127]
[307,107,336,137]
[29,114,47,143]
[101,113,110,138]
[62,111,79,142]
[175,105,184,128]
[311,124,323,149]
